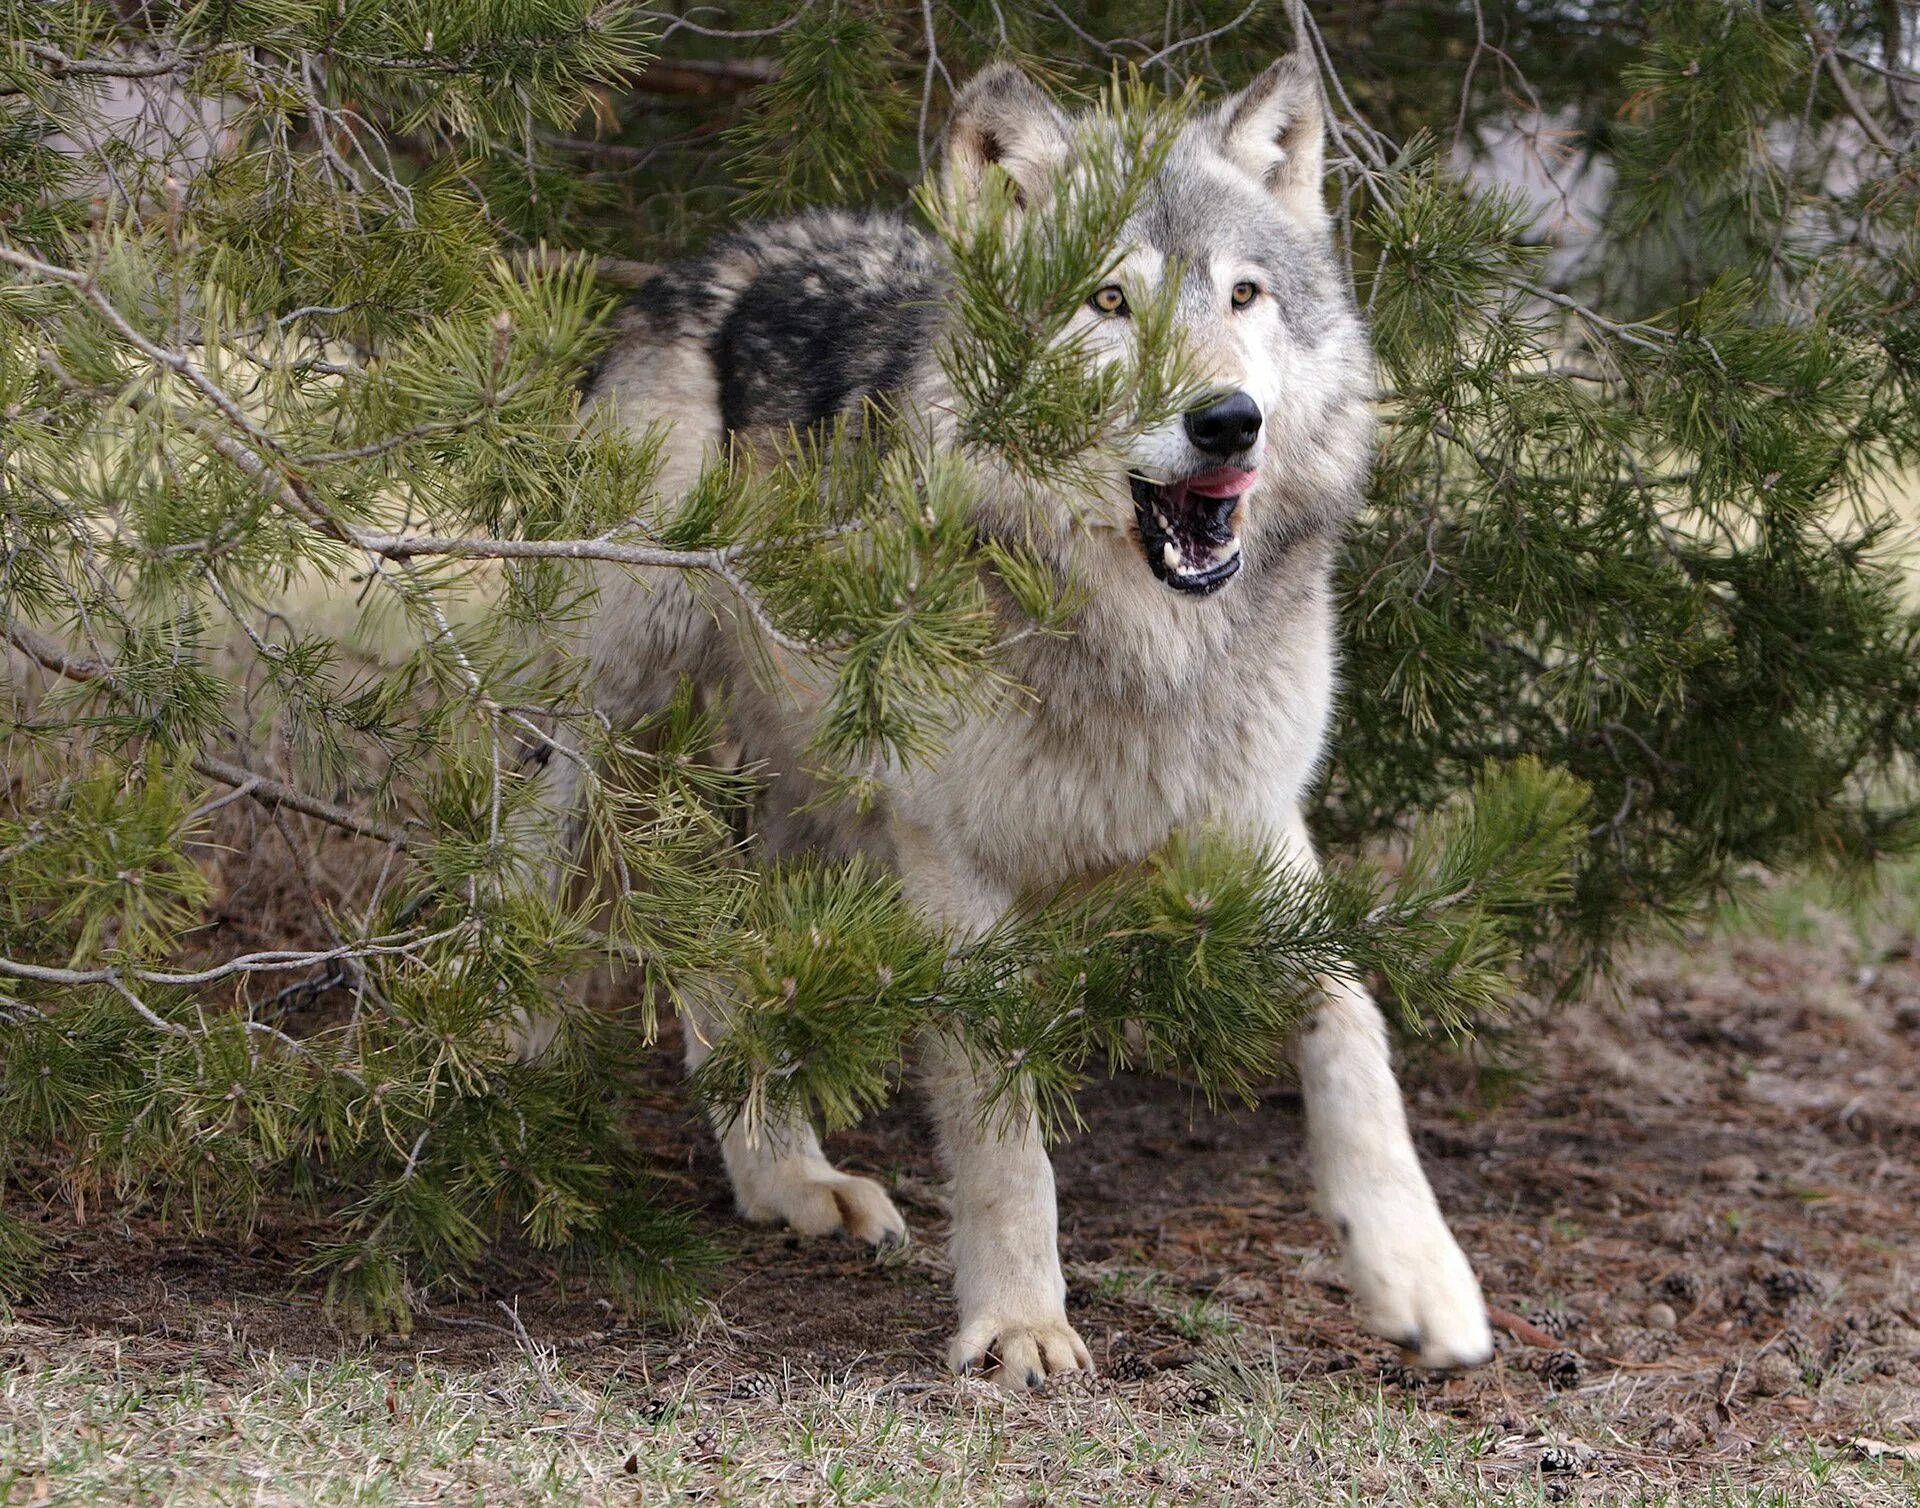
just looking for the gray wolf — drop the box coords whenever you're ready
[558,54,1493,1387]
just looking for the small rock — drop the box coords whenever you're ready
[1747,1349,1801,1397]
[1705,1153,1760,1185]
[1645,1301,1678,1331]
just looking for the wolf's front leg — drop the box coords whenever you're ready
[1240,803,1492,1368]
[896,825,1090,1387]
[1298,973,1491,1368]
[921,1037,1092,1385]
[681,989,907,1247]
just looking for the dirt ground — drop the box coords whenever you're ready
[7,900,1920,1501]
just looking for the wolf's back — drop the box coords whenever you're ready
[590,210,945,438]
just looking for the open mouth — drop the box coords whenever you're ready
[1129,466,1255,595]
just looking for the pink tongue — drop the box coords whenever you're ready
[1183,467,1258,498]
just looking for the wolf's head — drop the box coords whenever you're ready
[943,58,1372,600]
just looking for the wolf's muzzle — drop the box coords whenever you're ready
[1130,465,1255,595]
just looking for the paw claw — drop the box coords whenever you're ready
[948,1315,1090,1391]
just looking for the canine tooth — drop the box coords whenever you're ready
[1155,511,1170,529]
[1162,542,1180,570]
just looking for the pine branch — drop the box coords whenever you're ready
[514,247,660,287]
[19,40,236,79]
[5,619,411,846]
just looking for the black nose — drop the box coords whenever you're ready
[1183,391,1262,457]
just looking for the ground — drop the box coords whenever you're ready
[4,888,1919,1505]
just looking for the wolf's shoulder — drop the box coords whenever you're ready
[600,210,945,434]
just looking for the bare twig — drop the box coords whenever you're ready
[1795,1,1902,157]
[21,40,236,80]
[514,246,660,287]
[0,927,464,992]
[632,57,778,95]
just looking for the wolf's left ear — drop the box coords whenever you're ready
[944,63,1073,209]
[1215,53,1328,227]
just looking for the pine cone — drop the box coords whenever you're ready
[1655,1269,1704,1313]
[1527,1307,1571,1340]
[1604,1325,1675,1364]
[1746,1349,1801,1397]
[1760,1265,1822,1310]
[1142,1371,1220,1412]
[1539,1349,1585,1390]
[1108,1351,1153,1382]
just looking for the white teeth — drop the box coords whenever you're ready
[1155,511,1170,530]
[1162,542,1180,571]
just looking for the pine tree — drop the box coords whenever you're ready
[1,0,1915,1324]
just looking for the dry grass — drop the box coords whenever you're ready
[3,1323,1913,1506]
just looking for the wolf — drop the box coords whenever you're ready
[561,53,1493,1387]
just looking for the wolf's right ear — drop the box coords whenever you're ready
[943,64,1073,208]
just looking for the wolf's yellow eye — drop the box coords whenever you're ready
[1231,281,1260,309]
[1089,285,1130,316]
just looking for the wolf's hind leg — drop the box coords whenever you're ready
[503,727,588,1062]
[680,989,907,1247]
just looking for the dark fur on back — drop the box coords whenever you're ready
[610,211,944,435]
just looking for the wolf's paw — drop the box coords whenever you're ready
[1337,1202,1492,1370]
[739,1166,908,1248]
[948,1311,1092,1390]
